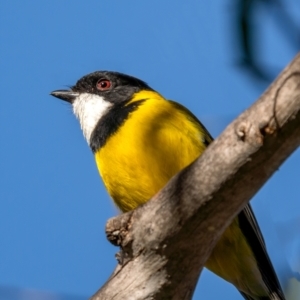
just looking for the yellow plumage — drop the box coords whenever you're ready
[96,91,207,211]
[95,90,266,297]
[51,71,284,299]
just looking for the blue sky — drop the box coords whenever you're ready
[0,1,299,299]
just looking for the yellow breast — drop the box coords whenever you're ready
[94,91,208,212]
[93,91,268,297]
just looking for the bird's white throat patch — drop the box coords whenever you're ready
[72,93,112,144]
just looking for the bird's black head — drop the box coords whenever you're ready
[51,71,153,104]
[50,71,157,146]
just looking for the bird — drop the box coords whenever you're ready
[51,71,285,300]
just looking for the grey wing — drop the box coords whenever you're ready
[238,204,286,300]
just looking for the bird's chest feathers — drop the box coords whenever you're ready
[94,99,203,211]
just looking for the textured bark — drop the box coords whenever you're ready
[91,54,300,300]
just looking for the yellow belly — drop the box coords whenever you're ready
[95,92,267,297]
[95,94,207,211]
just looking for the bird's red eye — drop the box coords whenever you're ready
[96,79,111,91]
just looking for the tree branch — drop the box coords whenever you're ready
[91,53,300,300]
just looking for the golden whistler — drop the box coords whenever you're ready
[51,71,285,300]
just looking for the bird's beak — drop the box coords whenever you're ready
[50,90,79,104]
